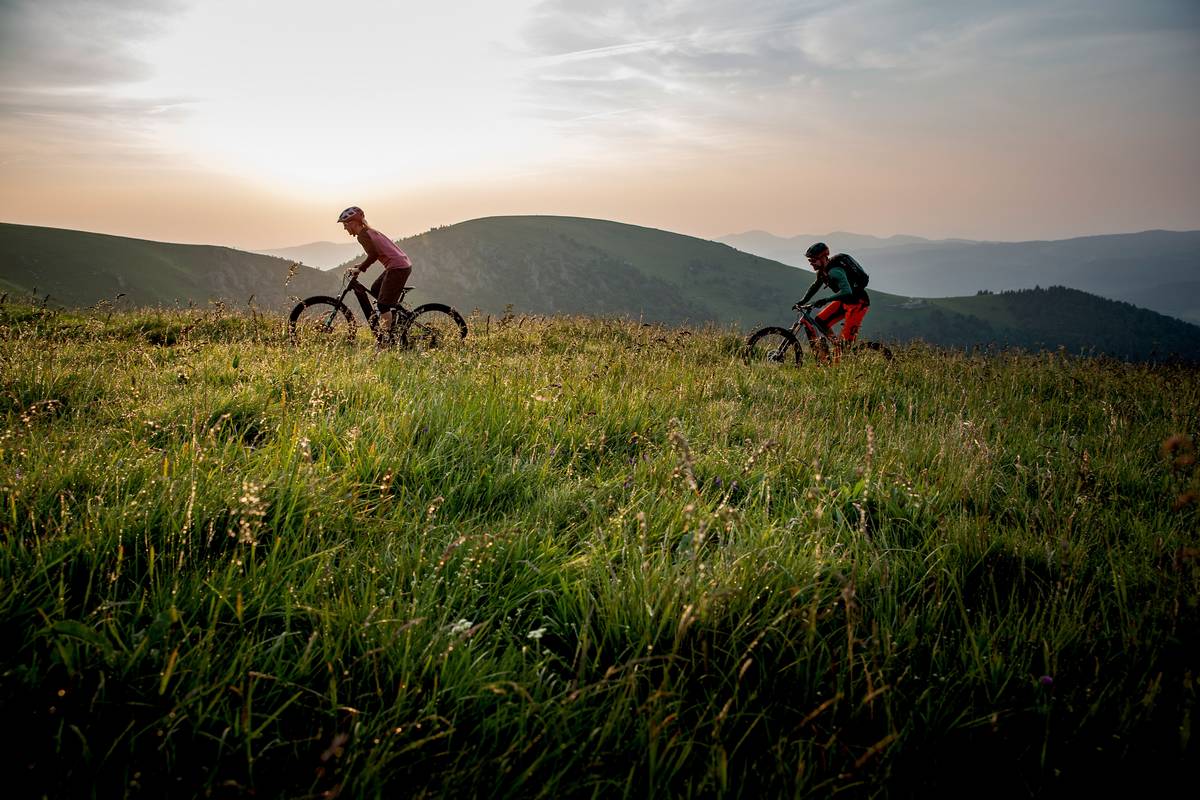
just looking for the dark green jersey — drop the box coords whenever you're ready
[798,259,870,307]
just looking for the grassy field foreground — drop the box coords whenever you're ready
[1,304,1197,797]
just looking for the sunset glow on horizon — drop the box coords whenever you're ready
[1,0,1197,250]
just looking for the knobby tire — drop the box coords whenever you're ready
[288,297,357,343]
[745,326,802,365]
[402,304,468,351]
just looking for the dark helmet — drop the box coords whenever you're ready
[805,242,830,259]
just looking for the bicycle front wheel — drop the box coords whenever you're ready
[745,327,802,365]
[289,297,357,343]
[402,304,468,352]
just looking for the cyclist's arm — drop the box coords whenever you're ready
[797,276,823,305]
[815,267,854,305]
[353,231,379,273]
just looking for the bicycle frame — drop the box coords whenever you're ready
[745,303,890,367]
[791,305,837,355]
[335,275,414,331]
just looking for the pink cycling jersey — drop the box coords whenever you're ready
[356,228,413,271]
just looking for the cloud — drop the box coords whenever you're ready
[518,0,1200,161]
[0,0,184,89]
[518,3,817,158]
[0,0,190,165]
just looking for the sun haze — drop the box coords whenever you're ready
[0,0,1197,249]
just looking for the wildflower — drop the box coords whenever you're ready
[449,618,472,635]
[526,627,547,641]
[1039,675,1054,687]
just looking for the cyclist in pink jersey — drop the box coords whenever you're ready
[337,206,413,334]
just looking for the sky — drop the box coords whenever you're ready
[0,0,1198,250]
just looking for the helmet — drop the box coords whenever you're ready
[337,206,364,224]
[805,242,830,259]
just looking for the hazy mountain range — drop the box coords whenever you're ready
[257,240,362,270]
[718,229,1200,325]
[2,217,1198,361]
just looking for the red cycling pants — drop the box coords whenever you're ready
[816,300,869,342]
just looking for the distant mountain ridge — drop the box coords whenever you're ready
[2,217,1197,361]
[720,230,943,258]
[257,240,361,270]
[719,228,1200,324]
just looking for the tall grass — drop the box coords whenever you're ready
[1,303,1197,797]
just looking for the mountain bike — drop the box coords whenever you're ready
[745,303,892,365]
[288,272,467,350]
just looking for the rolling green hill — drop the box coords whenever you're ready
[720,228,1200,325]
[384,215,793,326]
[890,287,1200,360]
[0,222,332,312]
[363,216,1199,360]
[4,217,1199,360]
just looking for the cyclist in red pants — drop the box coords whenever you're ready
[795,242,870,343]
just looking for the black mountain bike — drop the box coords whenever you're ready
[289,273,467,350]
[745,303,892,365]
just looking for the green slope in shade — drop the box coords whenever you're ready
[387,216,1199,360]
[4,216,1199,360]
[0,222,332,311]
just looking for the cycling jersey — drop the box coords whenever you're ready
[356,228,413,271]
[798,262,870,308]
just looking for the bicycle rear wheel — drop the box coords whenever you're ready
[402,304,468,352]
[289,297,357,343]
[745,327,802,365]
[844,340,894,362]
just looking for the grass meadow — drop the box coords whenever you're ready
[1,302,1197,797]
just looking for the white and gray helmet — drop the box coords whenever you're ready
[337,206,364,224]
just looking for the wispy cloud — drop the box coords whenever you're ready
[518,0,1200,160]
[0,0,190,164]
[0,0,186,88]
[529,19,811,67]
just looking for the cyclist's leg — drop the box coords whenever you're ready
[816,301,846,335]
[813,302,845,362]
[840,302,869,342]
[374,267,412,342]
